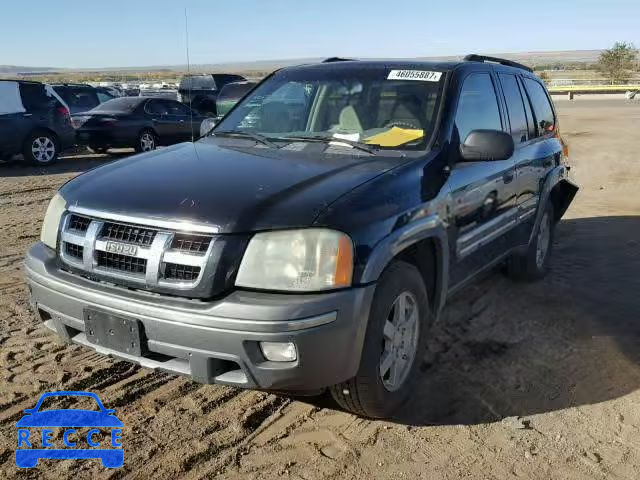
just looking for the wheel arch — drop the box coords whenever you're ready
[529,166,578,245]
[360,214,449,318]
[23,127,59,148]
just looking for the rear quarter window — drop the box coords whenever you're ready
[19,83,54,112]
[522,77,555,136]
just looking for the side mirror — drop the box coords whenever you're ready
[199,117,217,137]
[460,129,514,161]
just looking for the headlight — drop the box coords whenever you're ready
[40,192,66,249]
[236,229,353,292]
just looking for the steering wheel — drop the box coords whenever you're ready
[383,119,422,130]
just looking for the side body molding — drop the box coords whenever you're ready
[360,214,449,317]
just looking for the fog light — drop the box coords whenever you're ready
[260,342,297,362]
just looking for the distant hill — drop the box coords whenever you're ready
[0,65,63,75]
[4,49,604,76]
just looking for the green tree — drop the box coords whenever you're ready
[597,42,638,84]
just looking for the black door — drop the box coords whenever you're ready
[447,72,518,288]
[144,99,178,144]
[162,100,196,142]
[516,76,561,218]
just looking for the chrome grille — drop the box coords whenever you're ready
[69,214,91,232]
[64,242,84,259]
[163,263,201,281]
[101,222,156,246]
[59,209,215,291]
[172,234,211,253]
[97,251,147,274]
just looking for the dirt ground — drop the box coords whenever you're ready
[1,99,639,479]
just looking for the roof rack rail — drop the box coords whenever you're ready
[322,57,356,63]
[463,54,533,73]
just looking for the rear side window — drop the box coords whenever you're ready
[97,91,114,103]
[522,78,555,136]
[498,74,529,144]
[455,73,502,143]
[56,87,99,110]
[145,100,169,115]
[163,100,191,115]
[19,83,53,112]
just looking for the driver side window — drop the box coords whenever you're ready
[455,73,502,143]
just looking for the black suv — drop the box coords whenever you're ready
[26,56,578,418]
[177,73,246,115]
[0,80,76,165]
[51,84,115,114]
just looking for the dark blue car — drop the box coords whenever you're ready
[15,391,123,468]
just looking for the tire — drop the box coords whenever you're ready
[330,261,431,418]
[135,129,157,153]
[507,202,555,281]
[22,131,59,165]
[88,145,108,154]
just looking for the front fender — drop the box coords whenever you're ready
[360,214,449,316]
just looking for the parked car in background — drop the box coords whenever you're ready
[52,84,115,114]
[0,80,75,165]
[72,96,205,153]
[216,81,257,117]
[177,73,246,115]
[122,87,141,96]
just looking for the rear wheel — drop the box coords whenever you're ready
[23,131,59,165]
[507,202,555,281]
[135,130,157,153]
[330,261,430,418]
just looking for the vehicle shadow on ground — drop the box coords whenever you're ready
[303,215,640,426]
[0,150,132,178]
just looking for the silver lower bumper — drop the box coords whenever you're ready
[25,242,376,390]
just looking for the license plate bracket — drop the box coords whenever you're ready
[84,309,146,356]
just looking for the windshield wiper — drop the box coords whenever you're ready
[213,130,280,149]
[274,135,378,154]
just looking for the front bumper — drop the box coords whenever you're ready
[25,243,375,391]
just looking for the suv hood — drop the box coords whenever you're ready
[60,139,402,233]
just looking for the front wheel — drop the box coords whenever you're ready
[135,130,157,153]
[330,261,430,418]
[23,131,59,165]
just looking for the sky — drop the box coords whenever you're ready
[1,0,639,68]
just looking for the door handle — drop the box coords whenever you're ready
[23,113,33,117]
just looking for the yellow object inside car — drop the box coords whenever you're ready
[364,127,424,147]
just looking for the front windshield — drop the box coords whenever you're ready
[214,66,445,150]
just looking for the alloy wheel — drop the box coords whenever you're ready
[379,291,420,392]
[140,133,155,152]
[31,137,56,163]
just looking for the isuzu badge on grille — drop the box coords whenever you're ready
[105,241,138,256]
